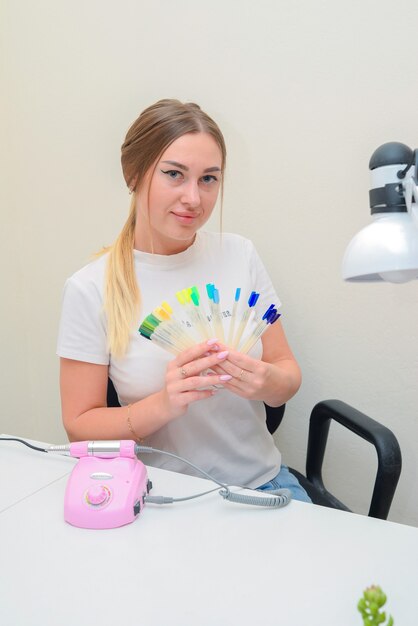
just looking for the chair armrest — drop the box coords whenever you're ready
[306,399,402,519]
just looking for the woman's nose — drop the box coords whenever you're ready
[181,180,200,207]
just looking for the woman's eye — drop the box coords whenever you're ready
[161,169,182,180]
[201,174,218,184]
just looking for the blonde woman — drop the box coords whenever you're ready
[57,99,310,501]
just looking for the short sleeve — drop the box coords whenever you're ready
[56,274,109,365]
[245,239,281,315]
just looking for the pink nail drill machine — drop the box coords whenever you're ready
[51,440,152,530]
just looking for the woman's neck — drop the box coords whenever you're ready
[134,229,196,255]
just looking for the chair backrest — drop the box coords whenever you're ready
[264,403,286,434]
[107,378,120,408]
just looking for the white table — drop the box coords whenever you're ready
[1,437,417,626]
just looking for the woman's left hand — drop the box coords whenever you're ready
[210,346,279,401]
[211,322,301,406]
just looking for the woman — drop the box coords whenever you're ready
[57,99,310,502]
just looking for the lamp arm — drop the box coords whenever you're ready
[401,176,418,212]
[400,148,418,221]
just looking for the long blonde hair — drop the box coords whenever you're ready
[105,99,227,357]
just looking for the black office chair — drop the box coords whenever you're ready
[107,379,401,520]
[264,400,402,520]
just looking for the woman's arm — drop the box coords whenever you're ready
[60,340,231,441]
[210,320,302,407]
[60,358,170,441]
[258,321,302,406]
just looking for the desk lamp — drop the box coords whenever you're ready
[342,142,418,283]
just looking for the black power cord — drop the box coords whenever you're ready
[0,437,47,453]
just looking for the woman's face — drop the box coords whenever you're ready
[135,132,222,254]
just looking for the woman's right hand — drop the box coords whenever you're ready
[60,339,231,443]
[159,339,232,420]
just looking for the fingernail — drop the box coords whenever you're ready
[217,350,229,360]
[207,338,219,346]
[220,374,232,381]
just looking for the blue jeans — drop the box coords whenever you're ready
[257,464,312,503]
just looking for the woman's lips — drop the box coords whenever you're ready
[171,212,199,224]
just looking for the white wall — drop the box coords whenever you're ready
[1,0,417,526]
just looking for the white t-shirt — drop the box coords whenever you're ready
[57,231,282,488]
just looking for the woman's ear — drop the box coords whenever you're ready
[128,175,138,194]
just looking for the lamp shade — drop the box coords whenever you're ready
[342,213,418,283]
[342,141,418,283]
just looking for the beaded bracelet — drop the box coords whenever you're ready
[126,403,145,443]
